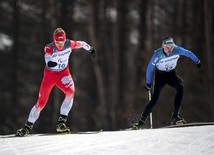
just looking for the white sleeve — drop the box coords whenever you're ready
[79,41,92,51]
[44,53,52,64]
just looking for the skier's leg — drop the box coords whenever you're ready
[16,74,54,136]
[133,84,163,129]
[133,75,165,129]
[168,75,185,124]
[141,85,162,117]
[28,74,55,123]
[56,94,74,132]
[56,74,75,132]
[142,73,166,118]
[16,121,33,137]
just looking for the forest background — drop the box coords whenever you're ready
[0,0,213,134]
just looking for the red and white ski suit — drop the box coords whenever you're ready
[27,39,92,123]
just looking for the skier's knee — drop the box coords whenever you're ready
[65,92,74,100]
[65,87,75,97]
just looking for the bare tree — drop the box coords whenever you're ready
[87,0,109,129]
[11,0,20,109]
[204,0,214,120]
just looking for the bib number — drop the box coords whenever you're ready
[58,63,66,69]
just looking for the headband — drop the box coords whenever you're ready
[53,33,66,42]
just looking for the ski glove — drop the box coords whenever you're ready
[196,60,201,69]
[47,61,57,67]
[89,47,96,59]
[144,83,151,91]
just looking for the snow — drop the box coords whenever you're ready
[0,125,214,155]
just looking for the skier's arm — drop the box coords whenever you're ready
[44,46,58,67]
[70,40,91,50]
[178,46,201,68]
[70,40,96,58]
[47,61,57,67]
[178,46,200,63]
[146,53,157,85]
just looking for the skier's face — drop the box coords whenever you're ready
[163,43,174,56]
[55,41,65,50]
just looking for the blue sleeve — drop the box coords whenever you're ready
[146,53,157,84]
[178,46,199,63]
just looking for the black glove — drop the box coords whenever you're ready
[89,47,96,59]
[47,61,57,67]
[144,83,151,91]
[196,60,201,69]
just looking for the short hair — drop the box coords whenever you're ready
[53,28,66,35]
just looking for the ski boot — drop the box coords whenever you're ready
[56,115,70,133]
[16,121,33,137]
[132,116,148,130]
[171,115,186,125]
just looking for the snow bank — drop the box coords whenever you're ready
[0,125,213,155]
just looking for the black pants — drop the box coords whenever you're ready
[142,70,184,117]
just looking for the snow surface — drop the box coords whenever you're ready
[0,125,214,155]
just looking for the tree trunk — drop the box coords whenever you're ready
[12,0,19,113]
[204,0,214,119]
[87,0,109,129]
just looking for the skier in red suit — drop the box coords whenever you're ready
[16,28,96,136]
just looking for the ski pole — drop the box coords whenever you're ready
[149,90,153,129]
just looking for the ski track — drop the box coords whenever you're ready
[0,125,213,155]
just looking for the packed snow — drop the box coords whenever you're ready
[0,125,213,155]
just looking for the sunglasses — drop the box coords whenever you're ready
[163,44,174,49]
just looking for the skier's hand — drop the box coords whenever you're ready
[144,83,151,91]
[89,47,96,59]
[47,61,57,67]
[196,60,201,69]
